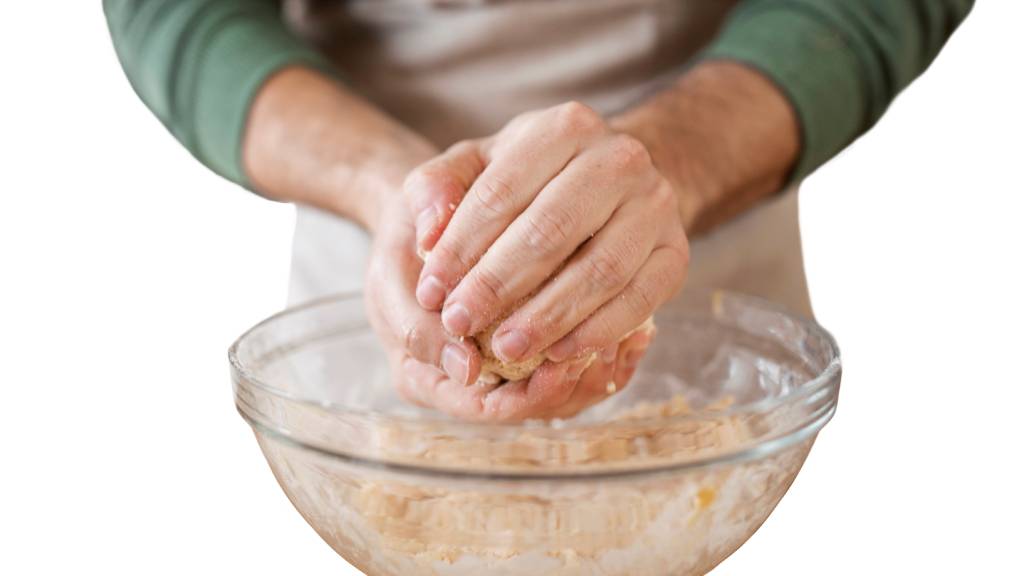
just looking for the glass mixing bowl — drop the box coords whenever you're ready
[230,291,840,576]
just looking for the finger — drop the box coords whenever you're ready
[417,102,605,314]
[441,137,648,345]
[376,236,483,385]
[547,242,686,362]
[405,141,486,256]
[490,186,664,363]
[396,357,502,420]
[611,326,655,388]
[390,287,483,386]
[391,353,432,409]
[478,360,581,422]
[538,327,656,420]
[539,351,618,420]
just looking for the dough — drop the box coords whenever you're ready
[264,394,814,575]
[476,315,656,382]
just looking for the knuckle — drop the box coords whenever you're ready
[623,280,659,320]
[657,261,681,296]
[616,223,646,261]
[656,251,686,295]
[470,266,507,307]
[673,234,691,268]
[528,305,569,344]
[553,101,603,136]
[660,217,691,269]
[447,139,477,156]
[451,139,487,171]
[584,248,630,292]
[403,165,432,194]
[608,134,651,171]
[586,315,619,350]
[654,256,679,290]
[405,165,459,202]
[651,179,676,209]
[401,317,431,358]
[473,174,516,216]
[523,206,574,252]
[430,242,471,275]
[507,110,539,132]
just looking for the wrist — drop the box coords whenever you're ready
[351,140,436,235]
[611,60,799,235]
[242,66,436,233]
[610,110,716,231]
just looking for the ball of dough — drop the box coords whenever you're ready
[474,315,656,384]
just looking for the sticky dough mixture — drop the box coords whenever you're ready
[275,395,809,576]
[476,316,656,383]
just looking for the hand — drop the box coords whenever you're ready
[406,101,689,366]
[394,320,656,422]
[366,194,654,421]
[365,194,484,390]
[533,324,656,420]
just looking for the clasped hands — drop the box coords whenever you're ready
[366,102,690,421]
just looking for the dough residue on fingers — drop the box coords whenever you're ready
[421,247,656,384]
[476,314,656,384]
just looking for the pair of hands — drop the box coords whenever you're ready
[365,102,690,421]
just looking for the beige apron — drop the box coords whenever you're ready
[283,0,814,318]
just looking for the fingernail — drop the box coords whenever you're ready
[441,344,470,385]
[567,358,590,380]
[494,329,529,362]
[624,348,644,368]
[600,345,617,364]
[547,338,576,363]
[416,275,446,309]
[442,302,472,336]
[415,206,438,248]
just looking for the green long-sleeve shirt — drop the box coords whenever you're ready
[104,0,972,188]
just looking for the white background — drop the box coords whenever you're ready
[2,2,1022,574]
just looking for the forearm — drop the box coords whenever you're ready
[614,0,973,236]
[103,0,332,185]
[105,0,434,231]
[611,60,799,235]
[242,66,436,232]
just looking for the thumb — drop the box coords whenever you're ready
[374,236,484,386]
[404,140,486,255]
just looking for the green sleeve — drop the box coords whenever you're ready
[702,0,974,180]
[103,0,334,186]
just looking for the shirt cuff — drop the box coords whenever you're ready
[700,5,867,181]
[187,13,335,186]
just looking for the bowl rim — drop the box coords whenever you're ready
[229,291,841,478]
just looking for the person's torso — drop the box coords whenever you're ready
[284,0,739,145]
[282,0,813,317]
